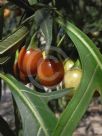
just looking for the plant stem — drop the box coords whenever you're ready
[57,35,65,47]
[29,32,37,48]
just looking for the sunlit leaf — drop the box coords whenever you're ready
[52,18,102,136]
[0,26,28,65]
[0,73,57,136]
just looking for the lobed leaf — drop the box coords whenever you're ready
[0,73,57,136]
[52,18,102,136]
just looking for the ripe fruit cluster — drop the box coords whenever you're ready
[13,47,82,90]
[14,47,64,87]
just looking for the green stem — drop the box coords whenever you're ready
[57,35,65,47]
[28,32,37,48]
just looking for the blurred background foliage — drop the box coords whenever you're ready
[0,0,102,110]
[0,1,102,135]
[1,0,102,51]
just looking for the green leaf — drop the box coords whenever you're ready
[0,26,28,64]
[39,88,71,102]
[24,88,71,103]
[35,9,52,51]
[13,93,45,136]
[0,73,57,136]
[28,0,37,5]
[52,18,102,136]
[0,56,11,65]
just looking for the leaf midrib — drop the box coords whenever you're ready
[0,26,28,54]
[67,22,102,70]
[60,65,98,136]
[20,89,70,101]
[0,73,49,136]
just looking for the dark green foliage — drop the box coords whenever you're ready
[0,0,102,136]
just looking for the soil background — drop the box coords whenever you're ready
[0,87,102,136]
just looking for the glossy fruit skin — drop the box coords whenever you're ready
[64,68,82,89]
[13,62,28,84]
[64,68,82,98]
[22,49,43,75]
[19,71,28,83]
[18,47,43,75]
[18,47,26,71]
[37,59,64,86]
[13,61,19,78]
